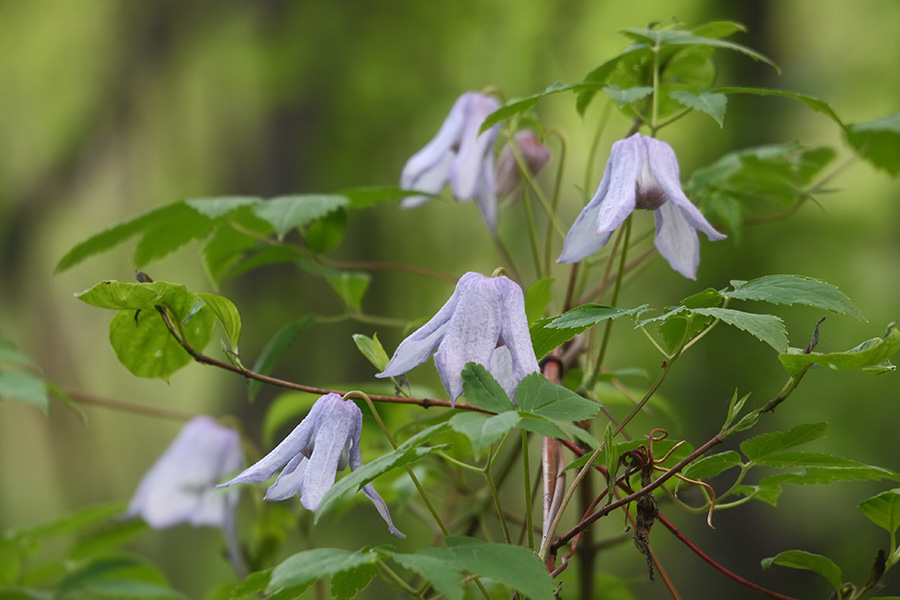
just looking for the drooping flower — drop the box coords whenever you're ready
[218,393,404,538]
[494,129,551,197]
[126,416,243,530]
[400,92,502,231]
[558,133,725,279]
[377,272,539,404]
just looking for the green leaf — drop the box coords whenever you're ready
[268,548,380,594]
[461,363,512,413]
[339,186,424,209]
[682,451,743,481]
[330,560,379,600]
[184,196,260,218]
[392,549,464,600]
[11,503,123,539]
[76,281,191,311]
[449,411,520,456]
[133,203,214,269]
[779,324,900,377]
[518,414,598,448]
[847,110,900,175]
[252,195,349,239]
[754,451,897,471]
[262,391,320,447]
[324,270,370,312]
[249,317,314,402]
[722,390,751,431]
[352,333,391,372]
[669,90,727,126]
[859,488,900,540]
[480,81,590,131]
[725,275,865,320]
[444,536,554,600]
[711,86,842,127]
[761,550,842,594]
[690,307,788,353]
[196,293,241,352]
[741,422,827,461]
[0,371,49,412]
[524,277,554,324]
[315,422,452,521]
[530,304,646,358]
[515,373,598,420]
[602,84,653,108]
[304,208,347,253]
[620,28,779,72]
[690,20,747,39]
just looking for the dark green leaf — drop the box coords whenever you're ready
[0,371,49,412]
[691,307,788,353]
[304,208,347,253]
[392,549,464,600]
[444,536,554,600]
[754,451,897,471]
[228,570,271,600]
[133,203,213,269]
[252,195,349,239]
[196,293,241,352]
[779,324,900,377]
[481,81,591,131]
[619,28,779,72]
[761,550,842,594]
[669,90,727,126]
[524,277,554,324]
[682,451,743,481]
[602,85,653,108]
[847,110,900,175]
[859,488,900,538]
[712,86,842,127]
[340,186,425,209]
[449,411,520,456]
[324,270,370,312]
[515,372,598,420]
[530,304,646,359]
[268,548,380,594]
[518,414,598,448]
[249,317,314,402]
[200,208,275,286]
[740,422,827,461]
[352,333,391,372]
[725,275,865,320]
[461,363,512,413]
[330,561,379,600]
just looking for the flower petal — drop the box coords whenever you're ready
[298,397,360,510]
[592,134,643,233]
[557,162,615,263]
[494,276,539,398]
[474,150,499,232]
[643,136,726,241]
[346,426,405,537]
[449,93,500,201]
[401,94,468,192]
[400,151,455,209]
[264,454,308,501]
[433,274,502,402]
[653,200,700,279]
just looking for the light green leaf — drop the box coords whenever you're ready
[352,333,391,372]
[741,422,827,461]
[690,20,747,39]
[602,85,653,108]
[722,390,751,431]
[725,275,864,320]
[340,186,425,209]
[515,373,598,420]
[530,304,646,358]
[76,281,190,311]
[859,488,900,540]
[682,451,743,481]
[252,195,349,239]
[196,293,241,352]
[524,277,554,324]
[518,414,598,448]
[0,371,49,412]
[330,561,379,600]
[779,324,900,377]
[133,203,213,269]
[711,86,842,127]
[268,548,380,594]
[690,307,788,353]
[249,317,314,402]
[620,27,779,71]
[262,391,320,447]
[449,411,520,456]
[444,536,554,600]
[392,549,464,600]
[847,110,900,176]
[461,363,512,413]
[184,196,260,218]
[304,208,347,253]
[481,81,595,131]
[761,550,842,594]
[669,90,727,126]
[324,270,370,312]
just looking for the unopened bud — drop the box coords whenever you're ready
[494,129,551,196]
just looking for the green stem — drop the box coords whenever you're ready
[651,40,661,132]
[521,430,535,551]
[377,560,422,596]
[544,129,567,275]
[522,187,544,278]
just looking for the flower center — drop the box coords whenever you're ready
[634,161,667,210]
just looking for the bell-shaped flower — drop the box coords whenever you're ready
[126,416,243,530]
[377,272,539,405]
[218,393,404,538]
[558,133,725,279]
[494,129,551,197]
[400,92,502,231]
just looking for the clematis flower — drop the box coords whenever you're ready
[557,133,725,279]
[126,416,243,530]
[494,129,551,197]
[377,272,539,405]
[219,393,404,537]
[400,92,502,231]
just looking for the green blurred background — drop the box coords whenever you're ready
[1,0,899,598]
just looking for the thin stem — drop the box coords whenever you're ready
[485,462,512,544]
[544,128,567,275]
[377,560,422,597]
[521,430,535,551]
[651,40,661,132]
[316,257,457,282]
[522,187,545,278]
[583,101,614,194]
[491,235,521,282]
[591,215,632,379]
[60,388,196,422]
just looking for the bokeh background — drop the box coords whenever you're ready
[1,0,899,598]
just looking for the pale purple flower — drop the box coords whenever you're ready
[494,129,551,197]
[219,393,404,537]
[558,133,725,279]
[377,272,539,405]
[126,416,243,529]
[400,92,502,231]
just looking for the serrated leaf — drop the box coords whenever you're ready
[133,203,214,269]
[761,550,842,594]
[352,333,391,372]
[249,317,314,402]
[725,275,864,320]
[847,110,900,175]
[480,81,596,131]
[324,270,370,312]
[184,196,260,218]
[515,373,598,420]
[779,324,900,377]
[449,411,519,456]
[339,186,425,209]
[530,305,647,359]
[518,414,598,448]
[392,549,464,600]
[444,536,554,600]
[0,371,49,412]
[669,90,727,126]
[690,20,747,39]
[682,451,743,481]
[330,561,379,600]
[461,363,512,412]
[76,281,190,311]
[524,278,554,324]
[252,195,349,239]
[619,28,779,73]
[315,422,452,521]
[754,451,897,471]
[859,488,900,540]
[690,307,788,353]
[196,293,241,352]
[304,208,347,254]
[712,86,842,127]
[741,422,827,461]
[268,548,380,593]
[602,84,653,108]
